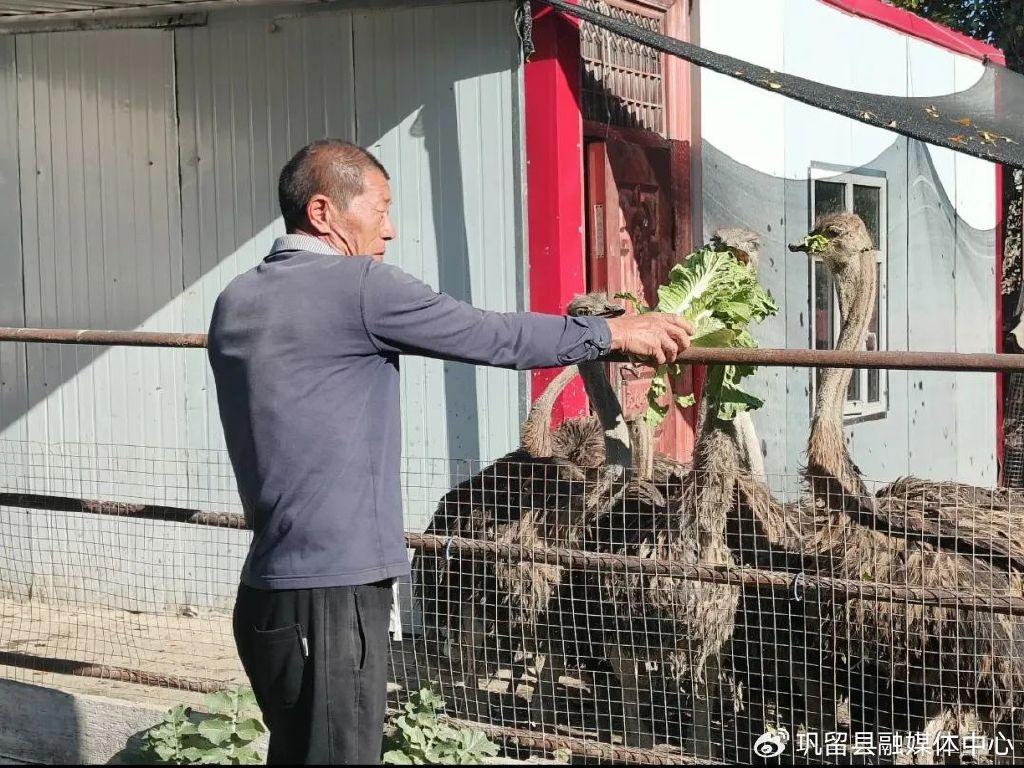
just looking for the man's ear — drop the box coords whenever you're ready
[305,194,333,235]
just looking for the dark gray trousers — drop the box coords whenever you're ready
[233,580,393,765]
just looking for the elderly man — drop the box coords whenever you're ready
[207,139,692,765]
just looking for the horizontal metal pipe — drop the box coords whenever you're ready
[7,491,1024,616]
[407,532,1024,617]
[0,0,310,30]
[0,327,208,348]
[0,492,247,528]
[446,715,708,765]
[0,651,225,692]
[0,326,1020,371]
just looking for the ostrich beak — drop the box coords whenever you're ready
[789,232,831,255]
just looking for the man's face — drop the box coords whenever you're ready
[341,169,396,261]
[304,167,396,260]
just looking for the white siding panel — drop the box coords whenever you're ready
[699,0,785,178]
[354,1,524,478]
[10,28,184,463]
[953,144,998,482]
[905,41,958,480]
[700,0,998,487]
[175,8,357,452]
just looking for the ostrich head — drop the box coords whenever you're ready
[567,291,633,472]
[712,226,762,268]
[789,212,875,321]
[566,293,626,319]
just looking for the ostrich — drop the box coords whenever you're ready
[415,290,690,732]
[792,213,1024,566]
[575,227,772,755]
[711,228,769,485]
[414,294,630,704]
[786,213,1024,756]
[417,230,767,752]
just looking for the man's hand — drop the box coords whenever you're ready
[606,313,694,365]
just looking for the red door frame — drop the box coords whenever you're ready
[524,0,696,432]
[524,1,588,425]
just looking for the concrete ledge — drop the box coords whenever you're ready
[0,677,554,765]
[0,677,267,765]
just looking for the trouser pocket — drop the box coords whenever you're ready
[246,623,307,711]
[353,580,394,672]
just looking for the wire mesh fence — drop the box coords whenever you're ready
[2,436,1024,764]
[1004,371,1024,488]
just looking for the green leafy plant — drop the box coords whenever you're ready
[135,686,266,765]
[800,232,832,254]
[382,686,499,765]
[616,242,779,426]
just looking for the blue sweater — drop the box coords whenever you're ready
[208,235,612,590]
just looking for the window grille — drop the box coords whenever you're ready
[580,0,666,135]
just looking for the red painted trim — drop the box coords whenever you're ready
[524,0,588,425]
[819,0,1006,66]
[996,166,1005,481]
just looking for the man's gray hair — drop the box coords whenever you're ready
[278,139,389,232]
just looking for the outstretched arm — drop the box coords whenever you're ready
[361,261,609,368]
[360,261,692,368]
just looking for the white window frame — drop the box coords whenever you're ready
[809,167,889,421]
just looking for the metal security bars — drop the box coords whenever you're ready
[580,0,666,135]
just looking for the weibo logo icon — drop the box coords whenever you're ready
[753,726,790,759]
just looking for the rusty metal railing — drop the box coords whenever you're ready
[0,326,1021,372]
[4,490,1023,617]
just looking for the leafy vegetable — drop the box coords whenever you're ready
[131,687,266,765]
[382,686,499,765]
[616,242,778,426]
[801,232,831,254]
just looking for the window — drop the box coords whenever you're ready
[809,169,888,420]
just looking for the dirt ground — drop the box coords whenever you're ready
[0,597,700,763]
[0,598,243,709]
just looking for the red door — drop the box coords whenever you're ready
[585,137,697,463]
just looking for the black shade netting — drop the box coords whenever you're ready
[537,0,1024,169]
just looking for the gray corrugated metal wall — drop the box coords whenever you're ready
[0,1,525,610]
[1,2,525,464]
[0,36,25,439]
[13,29,186,451]
[172,3,525,474]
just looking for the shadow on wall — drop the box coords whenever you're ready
[701,135,996,487]
[1,2,522,462]
[0,678,82,764]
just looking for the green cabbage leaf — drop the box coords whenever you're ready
[615,243,778,425]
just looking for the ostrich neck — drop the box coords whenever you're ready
[692,381,740,547]
[578,361,632,469]
[807,250,877,500]
[520,364,578,457]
